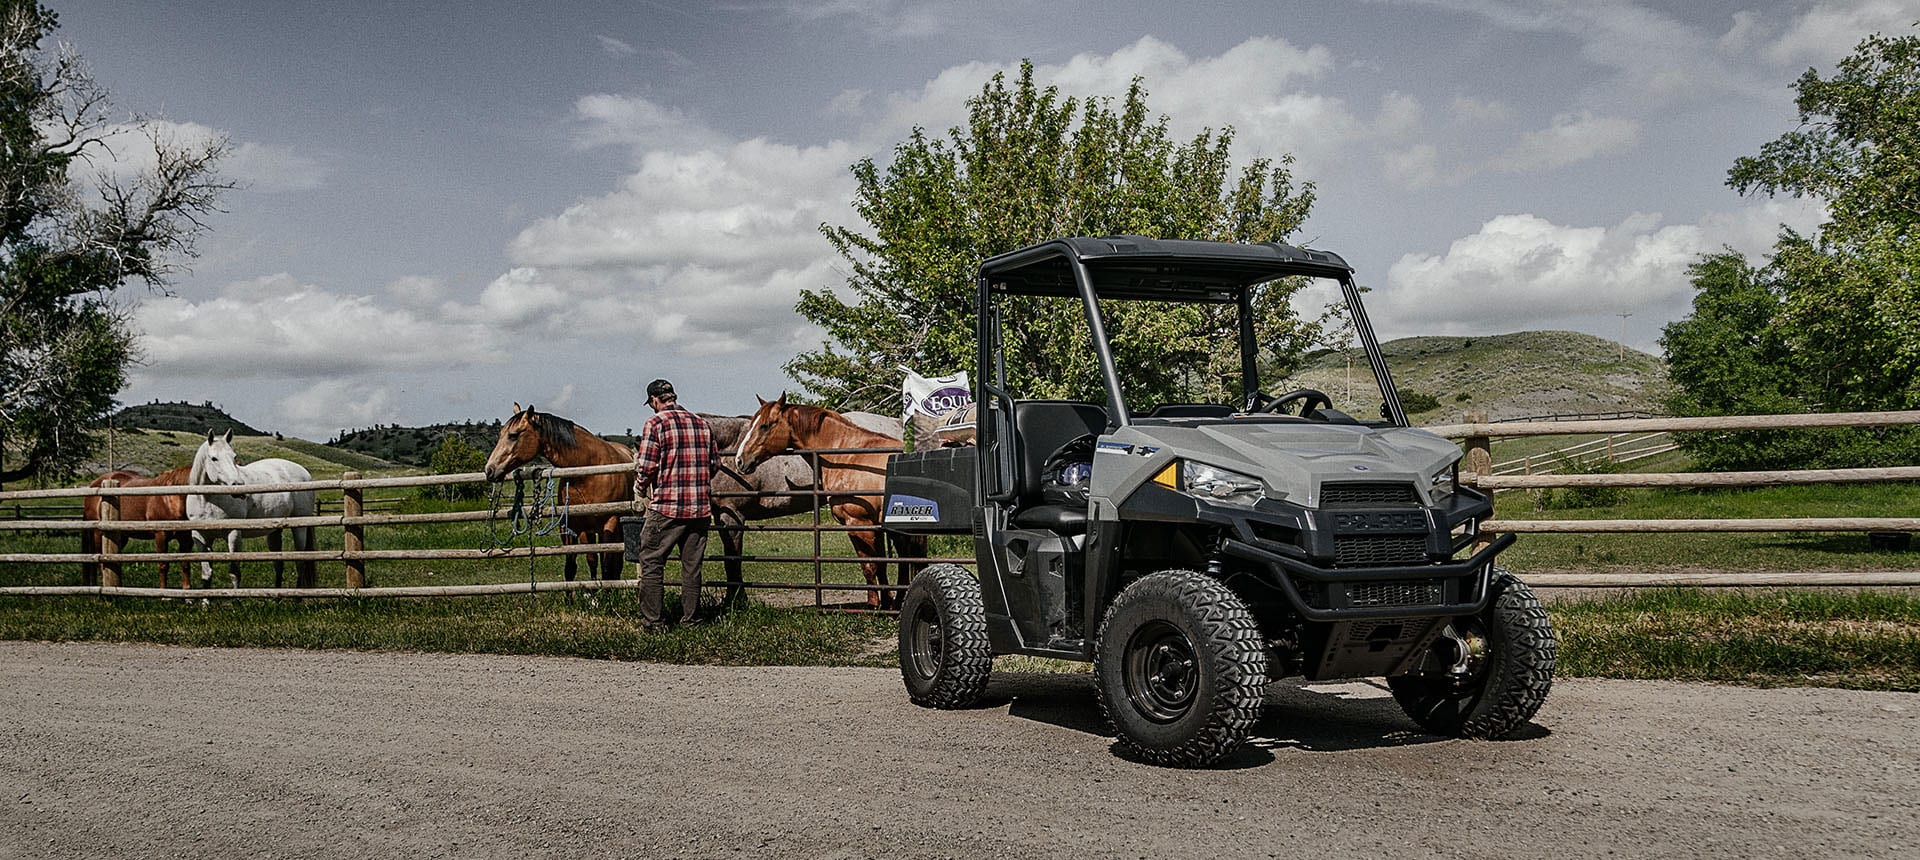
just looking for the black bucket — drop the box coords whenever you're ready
[621,515,648,561]
[1867,531,1912,552]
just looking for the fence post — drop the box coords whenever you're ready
[342,471,366,589]
[99,480,121,589]
[1462,411,1493,482]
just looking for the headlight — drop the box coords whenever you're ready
[1429,463,1459,500]
[1182,461,1266,507]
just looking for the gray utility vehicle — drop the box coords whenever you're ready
[882,236,1554,767]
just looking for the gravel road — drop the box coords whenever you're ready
[2,641,1913,859]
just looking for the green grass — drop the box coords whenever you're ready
[0,593,898,665]
[4,481,1919,690]
[1553,587,1920,691]
[1496,482,1920,572]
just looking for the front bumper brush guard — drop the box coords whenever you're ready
[1222,532,1518,621]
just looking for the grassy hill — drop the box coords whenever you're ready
[82,428,403,480]
[111,401,266,436]
[1287,331,1670,424]
[328,422,504,468]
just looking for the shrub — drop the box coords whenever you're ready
[424,435,489,501]
[1545,455,1624,509]
[1400,390,1442,413]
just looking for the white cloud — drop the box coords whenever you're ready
[73,120,325,194]
[136,274,503,379]
[224,139,328,192]
[1370,198,1829,339]
[595,35,638,56]
[1448,95,1513,124]
[278,380,400,432]
[1382,143,1441,189]
[768,0,952,38]
[384,275,445,309]
[857,36,1375,181]
[570,94,726,152]
[1376,212,1703,335]
[1488,111,1641,173]
[1762,0,1918,66]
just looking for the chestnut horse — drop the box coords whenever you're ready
[483,404,632,582]
[704,411,902,605]
[81,467,192,588]
[734,394,926,609]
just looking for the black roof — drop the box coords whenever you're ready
[979,236,1352,301]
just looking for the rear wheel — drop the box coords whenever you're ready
[1095,570,1267,768]
[1389,567,1555,738]
[898,563,992,708]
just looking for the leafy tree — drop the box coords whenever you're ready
[425,434,488,501]
[1663,27,1920,469]
[1,1,231,483]
[790,62,1322,410]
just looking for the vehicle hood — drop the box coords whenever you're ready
[1106,421,1460,507]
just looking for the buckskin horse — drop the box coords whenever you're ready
[483,404,633,582]
[733,394,926,609]
[81,467,192,587]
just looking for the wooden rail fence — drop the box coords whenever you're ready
[1430,409,1920,587]
[0,452,964,606]
[4,410,1918,597]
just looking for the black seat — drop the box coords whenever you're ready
[1008,400,1106,533]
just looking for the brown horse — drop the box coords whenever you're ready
[734,394,925,609]
[704,411,902,605]
[80,467,192,588]
[483,404,633,581]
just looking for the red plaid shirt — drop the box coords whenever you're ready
[633,405,717,519]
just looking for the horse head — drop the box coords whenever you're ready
[736,393,797,475]
[484,403,545,482]
[191,429,245,487]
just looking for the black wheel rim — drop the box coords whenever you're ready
[1124,620,1199,723]
[907,600,944,681]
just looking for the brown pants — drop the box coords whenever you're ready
[636,509,708,624]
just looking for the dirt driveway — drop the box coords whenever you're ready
[1,641,1912,859]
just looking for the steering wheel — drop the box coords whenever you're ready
[1258,388,1333,418]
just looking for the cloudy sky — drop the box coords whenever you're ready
[59,0,1916,439]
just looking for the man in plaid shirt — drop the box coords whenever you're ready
[632,378,718,628]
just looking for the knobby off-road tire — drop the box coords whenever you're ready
[898,563,992,709]
[1388,567,1555,739]
[1094,570,1267,768]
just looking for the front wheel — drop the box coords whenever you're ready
[1389,567,1555,738]
[1095,570,1267,768]
[898,563,992,709]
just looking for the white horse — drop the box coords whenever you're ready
[187,430,319,589]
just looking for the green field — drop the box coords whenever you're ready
[1,473,1916,690]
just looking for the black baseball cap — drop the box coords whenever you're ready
[647,379,675,399]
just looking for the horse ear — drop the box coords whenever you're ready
[205,429,215,443]
[222,429,234,444]
[776,391,788,407]
[513,402,523,416]
[755,395,767,407]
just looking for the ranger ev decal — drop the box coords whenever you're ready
[883,494,939,523]
[1096,441,1133,456]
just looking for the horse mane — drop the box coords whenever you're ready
[528,409,582,451]
[188,441,209,486]
[785,403,894,445]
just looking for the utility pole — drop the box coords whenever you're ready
[1615,312,1633,361]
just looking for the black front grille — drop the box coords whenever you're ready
[1334,534,1428,567]
[1321,482,1419,508]
[1288,577,1448,610]
[1346,579,1444,608]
